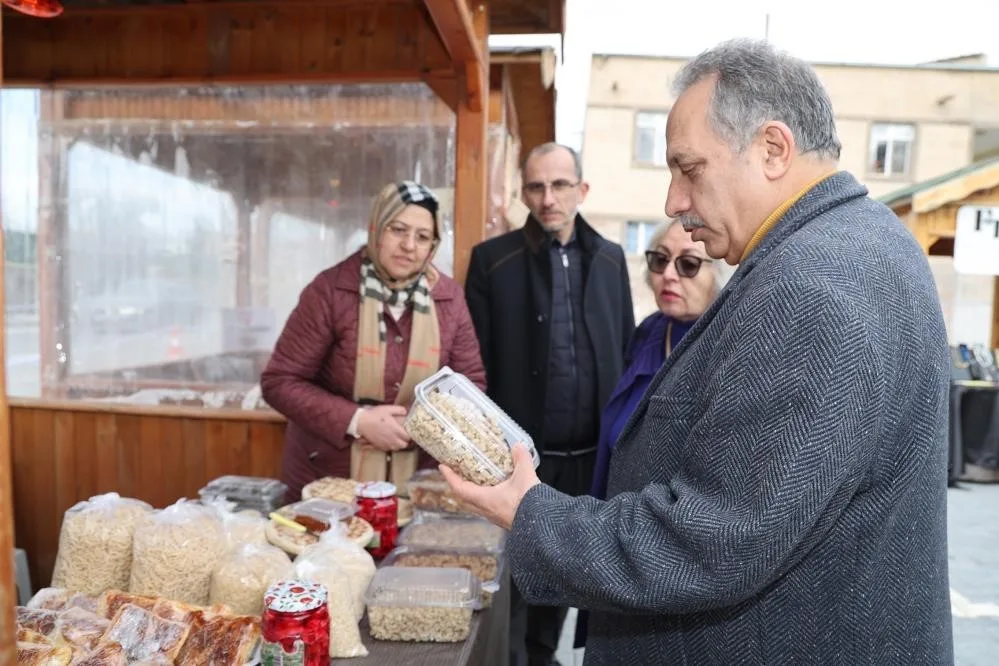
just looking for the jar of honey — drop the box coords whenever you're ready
[261,580,330,666]
[356,481,399,558]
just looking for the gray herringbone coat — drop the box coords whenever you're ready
[506,172,954,665]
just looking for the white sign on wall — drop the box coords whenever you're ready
[953,205,999,276]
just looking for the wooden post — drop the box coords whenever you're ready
[1,12,22,664]
[452,1,489,284]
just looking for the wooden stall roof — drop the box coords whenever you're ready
[490,46,556,163]
[880,156,999,215]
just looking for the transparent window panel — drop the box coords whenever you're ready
[1,83,456,409]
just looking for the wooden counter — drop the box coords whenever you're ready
[9,397,287,591]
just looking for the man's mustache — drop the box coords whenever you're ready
[678,215,705,230]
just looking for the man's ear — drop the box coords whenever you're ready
[759,121,794,180]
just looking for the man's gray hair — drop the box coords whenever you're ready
[522,142,583,181]
[672,39,841,160]
[644,220,736,295]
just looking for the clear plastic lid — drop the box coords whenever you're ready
[397,515,507,554]
[404,367,539,485]
[198,476,287,502]
[364,567,479,609]
[380,545,501,589]
[292,498,358,526]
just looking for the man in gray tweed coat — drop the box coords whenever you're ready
[442,38,954,665]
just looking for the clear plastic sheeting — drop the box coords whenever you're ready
[0,84,456,406]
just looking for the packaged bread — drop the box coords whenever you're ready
[51,493,152,596]
[209,543,294,616]
[128,500,226,606]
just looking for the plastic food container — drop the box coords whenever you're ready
[381,545,501,609]
[397,515,506,554]
[406,469,473,516]
[404,367,539,486]
[199,476,288,513]
[365,567,479,642]
[291,498,359,533]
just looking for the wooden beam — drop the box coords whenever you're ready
[0,10,19,663]
[913,161,999,214]
[3,2,451,83]
[423,70,460,112]
[423,0,483,63]
[452,0,488,285]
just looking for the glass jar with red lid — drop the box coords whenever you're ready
[261,579,330,666]
[357,481,399,558]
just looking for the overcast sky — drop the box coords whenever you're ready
[492,0,999,148]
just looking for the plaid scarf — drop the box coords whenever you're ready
[352,181,442,486]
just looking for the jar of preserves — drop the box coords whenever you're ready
[261,580,330,666]
[356,481,398,558]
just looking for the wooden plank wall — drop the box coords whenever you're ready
[2,1,451,84]
[9,401,286,591]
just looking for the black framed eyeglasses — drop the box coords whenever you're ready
[645,250,711,278]
[522,179,580,197]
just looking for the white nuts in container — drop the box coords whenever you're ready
[404,367,538,486]
[365,567,479,643]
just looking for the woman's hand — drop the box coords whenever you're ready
[356,405,411,451]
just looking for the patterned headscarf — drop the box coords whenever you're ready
[353,181,442,406]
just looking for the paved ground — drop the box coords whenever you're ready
[555,482,999,665]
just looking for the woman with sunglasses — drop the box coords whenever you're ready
[574,218,733,651]
[588,219,731,500]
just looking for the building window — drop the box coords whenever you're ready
[634,111,668,167]
[869,123,915,177]
[624,220,660,255]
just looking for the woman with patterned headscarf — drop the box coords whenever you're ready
[262,181,486,502]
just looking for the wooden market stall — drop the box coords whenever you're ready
[882,157,999,484]
[0,1,562,660]
[881,155,999,349]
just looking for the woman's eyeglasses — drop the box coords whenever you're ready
[645,250,711,278]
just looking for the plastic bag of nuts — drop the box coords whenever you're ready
[404,367,539,486]
[365,567,479,643]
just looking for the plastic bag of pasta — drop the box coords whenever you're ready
[128,500,226,606]
[51,493,152,596]
[294,526,369,658]
[209,543,293,616]
[298,524,376,622]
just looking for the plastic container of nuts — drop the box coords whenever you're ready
[404,366,539,486]
[406,469,473,516]
[365,567,480,642]
[380,544,501,609]
[397,514,507,554]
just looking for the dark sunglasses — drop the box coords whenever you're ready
[645,250,711,278]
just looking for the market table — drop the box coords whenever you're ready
[333,568,510,666]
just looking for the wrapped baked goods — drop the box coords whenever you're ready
[404,367,539,485]
[294,527,373,658]
[198,475,287,514]
[51,493,152,596]
[128,500,226,606]
[209,543,294,616]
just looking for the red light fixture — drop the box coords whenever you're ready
[2,0,64,18]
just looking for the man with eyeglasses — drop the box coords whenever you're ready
[447,39,952,665]
[465,142,635,666]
